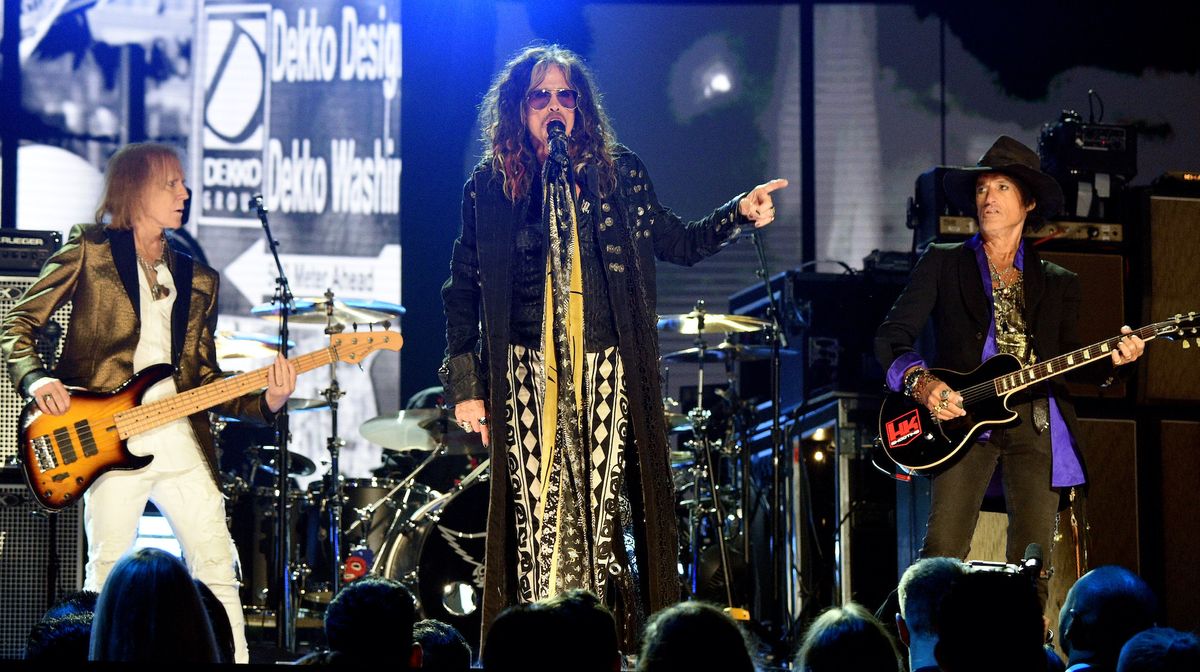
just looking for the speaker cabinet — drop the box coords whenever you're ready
[1140,197,1200,403]
[0,482,86,659]
[1039,252,1127,398]
[1160,420,1200,632]
[0,276,72,464]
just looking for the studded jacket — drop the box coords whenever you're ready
[440,145,747,640]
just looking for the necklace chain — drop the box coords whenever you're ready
[137,234,170,301]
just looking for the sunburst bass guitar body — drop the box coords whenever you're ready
[18,330,402,511]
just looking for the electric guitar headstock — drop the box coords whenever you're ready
[1154,311,1200,349]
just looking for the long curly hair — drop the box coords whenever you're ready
[479,44,617,202]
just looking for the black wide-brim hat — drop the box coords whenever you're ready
[943,135,1065,218]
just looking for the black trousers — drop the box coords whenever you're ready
[920,404,1062,565]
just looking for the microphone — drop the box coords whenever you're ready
[547,119,569,166]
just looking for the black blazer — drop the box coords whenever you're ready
[874,241,1113,462]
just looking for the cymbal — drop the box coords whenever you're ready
[255,447,317,477]
[359,410,487,456]
[359,409,439,452]
[662,342,793,364]
[664,412,692,433]
[417,415,487,456]
[252,297,406,326]
[656,312,770,335]
[287,397,330,412]
[215,331,296,361]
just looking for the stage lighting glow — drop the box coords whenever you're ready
[668,34,741,121]
[704,70,732,98]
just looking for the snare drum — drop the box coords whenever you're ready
[375,462,490,650]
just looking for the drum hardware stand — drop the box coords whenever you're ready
[750,230,794,640]
[348,444,447,542]
[684,302,739,615]
[319,288,350,600]
[254,194,298,652]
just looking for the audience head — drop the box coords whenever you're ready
[88,548,218,662]
[413,618,472,672]
[324,576,418,668]
[42,590,99,621]
[637,601,755,672]
[896,557,966,643]
[25,613,93,661]
[935,569,1045,672]
[538,589,621,672]
[1059,565,1158,668]
[1116,627,1200,672]
[194,579,235,663]
[795,602,904,672]
[483,603,557,672]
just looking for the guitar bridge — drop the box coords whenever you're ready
[32,435,58,473]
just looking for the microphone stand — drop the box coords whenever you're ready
[751,230,792,639]
[254,195,296,653]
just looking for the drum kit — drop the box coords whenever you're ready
[214,294,492,641]
[656,300,790,613]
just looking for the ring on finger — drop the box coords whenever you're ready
[478,417,488,426]
[42,394,53,403]
[939,388,949,401]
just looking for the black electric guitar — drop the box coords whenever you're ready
[878,312,1198,474]
[19,330,402,511]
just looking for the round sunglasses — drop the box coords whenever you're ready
[526,88,579,111]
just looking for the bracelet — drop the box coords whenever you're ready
[902,368,927,399]
[904,368,941,402]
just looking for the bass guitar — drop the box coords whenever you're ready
[878,312,1198,474]
[19,329,402,511]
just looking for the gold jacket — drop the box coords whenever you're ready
[0,222,274,482]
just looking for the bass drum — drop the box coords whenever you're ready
[375,461,489,649]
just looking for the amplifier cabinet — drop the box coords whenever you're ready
[0,482,86,659]
[0,276,72,465]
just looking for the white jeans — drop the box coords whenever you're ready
[83,463,248,663]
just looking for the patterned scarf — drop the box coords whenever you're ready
[537,157,590,591]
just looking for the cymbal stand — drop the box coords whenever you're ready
[685,302,737,612]
[254,195,297,652]
[319,288,349,599]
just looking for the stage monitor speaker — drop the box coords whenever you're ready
[0,482,86,659]
[1039,251,1127,398]
[1140,196,1200,403]
[1160,420,1200,632]
[0,276,72,464]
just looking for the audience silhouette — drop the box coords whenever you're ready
[1116,627,1200,672]
[88,547,219,662]
[895,557,967,672]
[935,570,1045,672]
[1060,566,1158,672]
[637,601,755,672]
[794,602,904,672]
[414,618,472,671]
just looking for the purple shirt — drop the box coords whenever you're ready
[886,236,1085,487]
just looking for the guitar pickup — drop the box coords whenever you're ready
[32,435,58,473]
